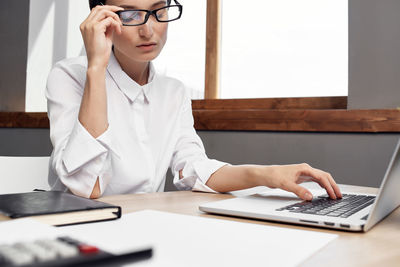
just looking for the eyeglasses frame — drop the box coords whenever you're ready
[115,0,183,26]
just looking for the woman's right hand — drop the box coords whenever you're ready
[80,5,123,69]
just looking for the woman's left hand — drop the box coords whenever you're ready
[263,163,342,201]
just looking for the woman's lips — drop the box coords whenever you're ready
[137,43,157,51]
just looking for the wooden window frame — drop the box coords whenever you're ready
[195,0,400,132]
[1,0,400,132]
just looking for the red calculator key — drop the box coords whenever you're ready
[78,244,99,254]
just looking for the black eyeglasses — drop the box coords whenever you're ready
[115,0,182,26]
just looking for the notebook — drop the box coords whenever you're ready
[200,138,400,232]
[0,191,121,226]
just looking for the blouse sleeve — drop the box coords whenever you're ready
[46,61,116,198]
[170,89,228,193]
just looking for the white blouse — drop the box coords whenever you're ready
[46,52,226,198]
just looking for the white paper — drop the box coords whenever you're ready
[59,210,338,267]
[0,218,60,244]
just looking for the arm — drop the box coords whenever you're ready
[171,91,341,199]
[171,87,341,200]
[205,163,342,200]
[79,5,123,198]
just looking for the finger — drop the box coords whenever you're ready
[100,4,125,10]
[93,4,124,13]
[82,7,122,33]
[107,18,123,36]
[314,170,337,199]
[100,17,121,35]
[282,182,313,201]
[87,5,123,22]
[299,164,337,199]
[301,174,342,199]
[326,173,342,198]
[92,9,122,25]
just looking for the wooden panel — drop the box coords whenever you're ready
[192,97,347,110]
[193,109,400,132]
[1,109,400,132]
[204,0,221,99]
[0,112,49,128]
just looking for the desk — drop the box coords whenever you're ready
[99,184,400,267]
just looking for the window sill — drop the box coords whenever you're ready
[0,112,49,128]
[1,108,400,133]
[192,108,400,132]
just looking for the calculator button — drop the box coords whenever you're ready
[78,244,99,254]
[57,236,81,246]
[37,239,79,258]
[0,254,7,265]
[0,244,35,266]
[16,242,57,262]
[52,239,80,258]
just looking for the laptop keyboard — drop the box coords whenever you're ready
[276,194,375,218]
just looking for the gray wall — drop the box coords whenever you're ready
[348,0,400,109]
[0,0,29,111]
[0,128,398,190]
[198,132,399,189]
[0,128,52,156]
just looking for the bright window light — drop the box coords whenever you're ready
[154,0,206,99]
[221,0,348,99]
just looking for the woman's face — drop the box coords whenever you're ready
[107,0,169,63]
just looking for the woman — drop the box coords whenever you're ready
[46,0,342,200]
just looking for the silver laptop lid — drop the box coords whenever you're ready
[364,139,400,231]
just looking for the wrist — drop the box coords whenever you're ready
[248,165,275,187]
[87,53,110,71]
[244,165,265,187]
[87,65,107,75]
[84,66,107,93]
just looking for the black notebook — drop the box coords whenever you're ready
[0,191,121,226]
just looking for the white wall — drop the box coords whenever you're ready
[26,0,89,112]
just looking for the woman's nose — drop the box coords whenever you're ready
[139,20,154,38]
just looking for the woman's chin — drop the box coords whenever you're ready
[139,55,158,62]
[133,51,161,62]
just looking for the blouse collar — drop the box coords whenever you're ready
[107,52,155,103]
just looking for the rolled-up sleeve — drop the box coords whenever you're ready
[46,62,115,198]
[170,90,228,193]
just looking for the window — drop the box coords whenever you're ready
[154,1,206,99]
[220,0,348,99]
[24,0,348,109]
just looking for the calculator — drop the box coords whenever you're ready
[0,236,152,266]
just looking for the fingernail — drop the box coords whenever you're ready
[305,193,313,201]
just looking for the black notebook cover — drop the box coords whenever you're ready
[0,191,121,226]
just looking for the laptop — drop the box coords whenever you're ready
[199,139,400,232]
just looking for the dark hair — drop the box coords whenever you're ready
[89,0,173,10]
[89,0,105,9]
